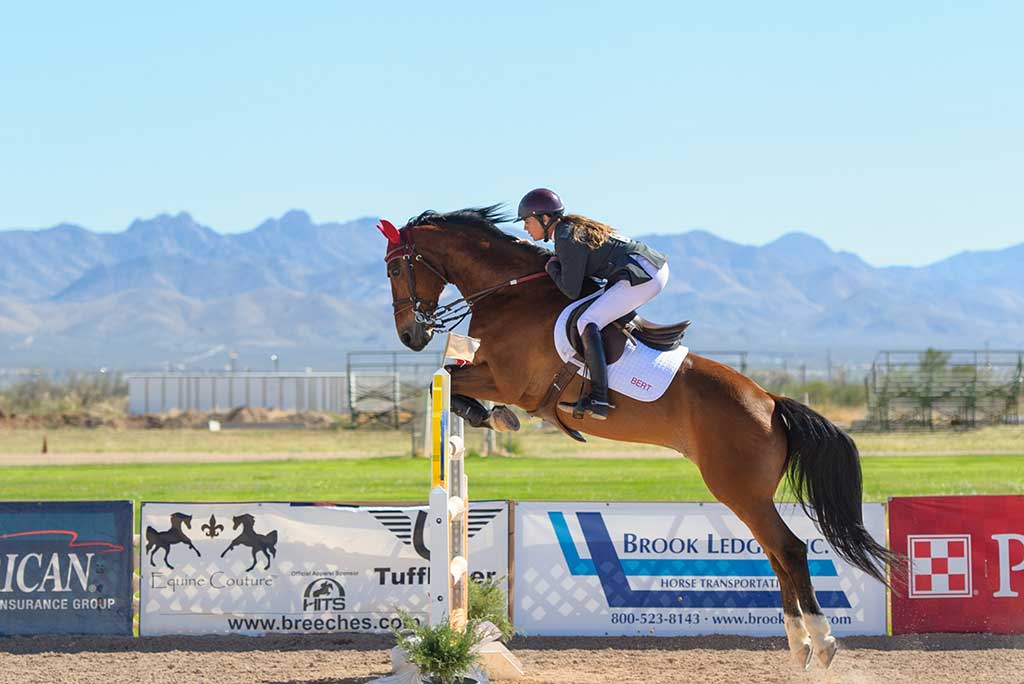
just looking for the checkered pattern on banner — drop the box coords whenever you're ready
[908,534,972,598]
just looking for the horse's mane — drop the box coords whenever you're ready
[403,205,552,260]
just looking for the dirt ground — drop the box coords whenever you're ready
[1,633,1022,684]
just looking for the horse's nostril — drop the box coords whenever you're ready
[401,332,412,347]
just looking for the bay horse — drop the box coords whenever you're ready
[380,206,898,669]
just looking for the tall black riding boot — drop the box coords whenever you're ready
[558,323,613,420]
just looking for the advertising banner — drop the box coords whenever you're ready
[140,501,508,635]
[514,501,886,636]
[890,495,1024,634]
[0,501,134,635]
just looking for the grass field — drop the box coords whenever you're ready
[0,453,1020,506]
[1,424,1020,521]
[2,424,1023,457]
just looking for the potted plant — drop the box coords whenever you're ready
[393,615,486,684]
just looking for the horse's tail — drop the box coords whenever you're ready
[267,530,278,551]
[773,395,902,586]
[144,526,156,548]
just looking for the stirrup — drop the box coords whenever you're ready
[558,397,613,420]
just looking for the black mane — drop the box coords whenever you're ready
[404,204,550,259]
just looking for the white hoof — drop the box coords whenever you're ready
[488,405,520,432]
[791,640,813,670]
[815,636,839,669]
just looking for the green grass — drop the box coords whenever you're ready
[4,424,1023,457]
[0,454,1020,507]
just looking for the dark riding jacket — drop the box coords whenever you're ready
[545,220,668,299]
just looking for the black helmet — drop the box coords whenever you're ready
[515,188,564,222]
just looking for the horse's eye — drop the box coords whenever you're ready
[388,262,401,278]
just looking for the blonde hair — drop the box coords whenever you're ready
[563,214,616,248]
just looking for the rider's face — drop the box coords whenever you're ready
[523,216,547,241]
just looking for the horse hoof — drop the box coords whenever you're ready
[816,637,839,669]
[488,406,520,432]
[792,641,813,670]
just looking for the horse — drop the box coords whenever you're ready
[145,512,201,569]
[220,513,278,572]
[379,206,900,669]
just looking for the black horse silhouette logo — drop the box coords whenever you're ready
[220,513,278,571]
[145,512,201,569]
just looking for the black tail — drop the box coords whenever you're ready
[774,396,903,586]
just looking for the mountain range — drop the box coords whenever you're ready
[1,211,1021,370]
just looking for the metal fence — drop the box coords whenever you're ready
[125,372,348,415]
[867,350,1023,429]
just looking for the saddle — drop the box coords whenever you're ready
[564,298,691,363]
[529,298,691,443]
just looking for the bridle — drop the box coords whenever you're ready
[384,226,547,333]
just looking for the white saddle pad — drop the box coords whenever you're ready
[553,292,688,403]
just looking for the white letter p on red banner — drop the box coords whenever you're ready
[992,534,1024,598]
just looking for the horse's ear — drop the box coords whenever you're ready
[377,219,401,246]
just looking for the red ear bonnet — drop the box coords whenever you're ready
[377,219,401,247]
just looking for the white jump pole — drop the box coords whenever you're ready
[424,351,525,680]
[429,367,470,630]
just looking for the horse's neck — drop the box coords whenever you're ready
[433,236,543,296]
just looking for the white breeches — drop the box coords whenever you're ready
[577,256,669,335]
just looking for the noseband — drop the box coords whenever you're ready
[385,227,547,333]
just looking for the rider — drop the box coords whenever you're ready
[516,188,669,420]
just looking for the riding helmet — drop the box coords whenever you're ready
[515,188,564,222]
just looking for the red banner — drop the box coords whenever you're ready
[890,495,1024,634]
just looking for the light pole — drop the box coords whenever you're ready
[270,354,279,373]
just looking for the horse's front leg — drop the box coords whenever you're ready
[447,363,519,432]
[188,541,201,557]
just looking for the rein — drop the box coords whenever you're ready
[385,229,547,333]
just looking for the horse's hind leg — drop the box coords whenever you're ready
[247,549,258,572]
[767,553,812,669]
[735,502,827,668]
[781,542,838,667]
[163,546,174,570]
[751,506,838,668]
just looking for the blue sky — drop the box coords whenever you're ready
[1,2,1020,266]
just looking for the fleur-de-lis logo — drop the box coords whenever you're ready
[201,514,224,539]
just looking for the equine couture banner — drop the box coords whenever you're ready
[139,501,509,636]
[0,501,134,635]
[514,502,886,636]
[890,495,1024,634]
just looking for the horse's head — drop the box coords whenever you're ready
[172,512,193,528]
[379,206,545,352]
[378,218,448,351]
[232,513,254,530]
